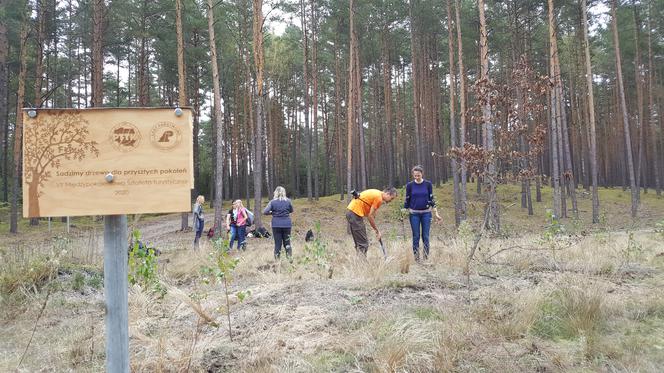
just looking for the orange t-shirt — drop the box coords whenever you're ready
[347,189,383,217]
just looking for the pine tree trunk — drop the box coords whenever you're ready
[91,0,104,107]
[632,0,645,197]
[581,0,600,222]
[29,0,46,227]
[454,0,467,220]
[447,0,461,226]
[334,34,344,199]
[175,0,189,230]
[192,34,201,200]
[381,30,395,187]
[138,0,150,106]
[10,23,28,233]
[347,0,357,200]
[647,1,661,195]
[252,0,265,228]
[409,0,422,165]
[0,2,8,203]
[311,0,319,200]
[479,0,499,230]
[34,0,46,108]
[612,0,638,218]
[355,37,366,190]
[207,0,224,236]
[547,0,563,219]
[300,0,312,201]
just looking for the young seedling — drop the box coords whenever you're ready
[200,238,251,341]
[128,229,165,297]
[300,222,334,279]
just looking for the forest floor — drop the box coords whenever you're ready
[1,184,664,372]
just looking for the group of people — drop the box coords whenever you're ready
[193,165,441,262]
[193,187,294,259]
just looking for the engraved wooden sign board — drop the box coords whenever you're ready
[22,108,194,217]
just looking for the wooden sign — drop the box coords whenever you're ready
[22,108,194,217]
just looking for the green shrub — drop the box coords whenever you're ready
[128,229,165,296]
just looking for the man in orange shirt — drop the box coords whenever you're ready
[346,187,398,255]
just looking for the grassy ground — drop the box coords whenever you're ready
[1,184,663,372]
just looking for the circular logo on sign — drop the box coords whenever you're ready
[150,122,182,151]
[109,122,141,152]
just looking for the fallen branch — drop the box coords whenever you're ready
[16,286,52,370]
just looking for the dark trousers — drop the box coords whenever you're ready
[346,210,368,255]
[272,227,292,259]
[409,212,432,259]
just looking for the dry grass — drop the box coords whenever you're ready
[2,185,664,372]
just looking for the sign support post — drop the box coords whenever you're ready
[104,214,129,373]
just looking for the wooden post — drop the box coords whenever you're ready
[104,214,129,373]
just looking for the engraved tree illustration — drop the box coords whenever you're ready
[24,111,99,217]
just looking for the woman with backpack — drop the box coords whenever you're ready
[193,195,205,250]
[225,199,249,251]
[263,186,294,260]
[403,165,442,261]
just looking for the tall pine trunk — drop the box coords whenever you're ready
[311,0,319,200]
[175,0,189,230]
[647,1,661,195]
[611,0,638,218]
[207,0,224,236]
[581,0,600,223]
[0,1,8,203]
[301,0,312,201]
[409,0,422,165]
[454,0,467,220]
[91,0,104,107]
[252,0,265,228]
[447,0,461,227]
[347,0,357,200]
[478,0,499,230]
[632,1,645,196]
[381,30,395,187]
[10,23,28,233]
[548,0,562,219]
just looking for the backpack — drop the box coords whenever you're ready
[245,209,254,226]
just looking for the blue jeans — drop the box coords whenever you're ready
[409,212,432,258]
[193,219,204,249]
[228,225,247,250]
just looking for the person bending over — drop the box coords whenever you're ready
[346,187,397,255]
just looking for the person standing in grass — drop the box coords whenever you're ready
[263,186,295,260]
[346,187,398,255]
[403,165,442,261]
[193,195,205,250]
[225,199,249,251]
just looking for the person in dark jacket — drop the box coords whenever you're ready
[263,186,294,260]
[403,165,442,261]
